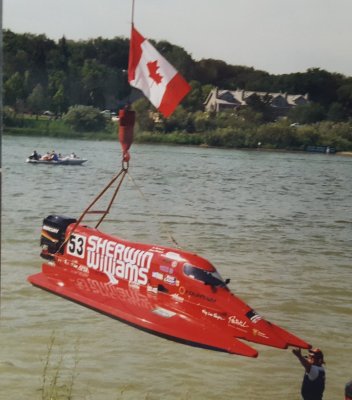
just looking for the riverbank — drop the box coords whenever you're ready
[4,131,352,158]
[3,126,116,141]
[3,114,352,153]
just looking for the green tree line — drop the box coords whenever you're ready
[3,30,352,151]
[4,29,352,117]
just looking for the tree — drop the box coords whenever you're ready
[63,105,107,131]
[182,81,209,112]
[48,71,69,113]
[27,84,47,116]
[280,68,342,108]
[337,81,352,117]
[154,40,195,78]
[133,98,155,132]
[52,86,66,115]
[246,93,274,122]
[193,110,216,132]
[4,72,26,107]
[327,102,347,122]
[288,103,326,124]
[163,107,190,132]
[81,59,108,108]
[90,36,129,69]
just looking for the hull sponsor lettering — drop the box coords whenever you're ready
[228,315,249,329]
[69,234,154,285]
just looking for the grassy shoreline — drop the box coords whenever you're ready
[5,130,352,158]
[4,125,117,141]
[4,116,352,154]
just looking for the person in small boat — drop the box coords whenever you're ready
[293,347,326,400]
[50,150,59,161]
[29,150,40,160]
[41,152,51,161]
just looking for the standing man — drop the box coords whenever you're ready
[292,347,326,400]
[345,380,352,400]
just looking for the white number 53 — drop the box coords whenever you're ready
[67,234,86,258]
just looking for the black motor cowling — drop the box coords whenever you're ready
[40,215,76,259]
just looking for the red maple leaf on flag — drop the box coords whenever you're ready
[147,60,163,84]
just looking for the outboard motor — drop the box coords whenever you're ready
[40,215,76,259]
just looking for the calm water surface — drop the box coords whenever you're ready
[1,135,351,399]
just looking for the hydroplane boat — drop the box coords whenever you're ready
[28,214,310,358]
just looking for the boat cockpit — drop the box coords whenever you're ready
[183,264,230,288]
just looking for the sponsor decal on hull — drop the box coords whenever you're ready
[202,309,226,321]
[67,234,154,285]
[228,315,249,329]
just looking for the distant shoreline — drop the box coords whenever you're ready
[4,112,352,154]
[4,132,352,158]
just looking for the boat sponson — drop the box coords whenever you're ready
[28,269,259,358]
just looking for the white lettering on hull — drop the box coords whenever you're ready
[68,234,153,285]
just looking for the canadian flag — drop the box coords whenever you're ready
[128,25,191,117]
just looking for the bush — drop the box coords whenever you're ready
[257,124,301,149]
[288,103,326,124]
[3,106,18,126]
[63,105,107,132]
[193,111,216,132]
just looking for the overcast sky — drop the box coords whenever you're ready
[3,0,352,76]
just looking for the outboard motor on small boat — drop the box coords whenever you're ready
[40,215,76,259]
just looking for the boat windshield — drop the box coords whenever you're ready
[183,264,226,287]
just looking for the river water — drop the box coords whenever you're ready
[1,135,351,400]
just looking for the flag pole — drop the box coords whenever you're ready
[131,0,135,26]
[128,0,135,103]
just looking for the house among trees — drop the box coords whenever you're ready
[204,88,309,116]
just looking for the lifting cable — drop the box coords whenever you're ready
[126,170,181,249]
[58,162,129,253]
[58,104,179,252]
[58,105,135,253]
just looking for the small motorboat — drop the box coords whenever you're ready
[26,153,87,165]
[28,214,311,358]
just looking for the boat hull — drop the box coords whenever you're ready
[26,158,87,165]
[28,266,259,357]
[28,216,311,357]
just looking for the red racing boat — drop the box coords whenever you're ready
[28,214,310,358]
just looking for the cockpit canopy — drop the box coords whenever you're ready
[183,264,228,287]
